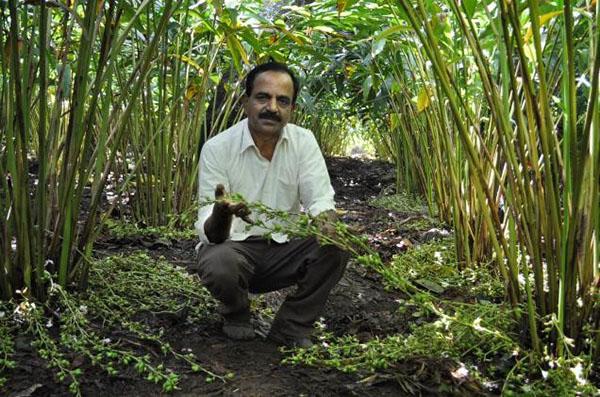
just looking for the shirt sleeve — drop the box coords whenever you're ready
[298,132,336,216]
[195,142,230,244]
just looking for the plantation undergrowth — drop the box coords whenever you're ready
[279,206,598,396]
[1,253,227,395]
[1,158,598,396]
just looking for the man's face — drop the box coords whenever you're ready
[244,71,295,138]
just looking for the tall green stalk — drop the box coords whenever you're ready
[0,0,184,299]
[390,0,598,359]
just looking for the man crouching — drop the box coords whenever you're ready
[195,62,348,348]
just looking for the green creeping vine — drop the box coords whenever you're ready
[103,218,197,241]
[4,253,230,395]
[0,306,16,388]
[204,195,597,395]
[200,195,381,261]
[369,192,432,215]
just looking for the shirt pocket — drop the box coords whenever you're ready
[275,171,299,210]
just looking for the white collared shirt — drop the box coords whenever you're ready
[195,118,335,244]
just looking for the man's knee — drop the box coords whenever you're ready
[320,243,350,268]
[196,244,247,290]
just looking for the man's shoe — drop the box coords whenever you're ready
[221,308,254,340]
[267,329,314,348]
[222,320,255,340]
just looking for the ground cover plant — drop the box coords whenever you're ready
[1,0,599,395]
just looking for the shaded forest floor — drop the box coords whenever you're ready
[3,157,541,396]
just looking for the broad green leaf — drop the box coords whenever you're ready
[225,34,248,72]
[239,30,264,53]
[415,278,445,294]
[463,0,477,19]
[375,25,409,41]
[371,38,386,58]
[272,24,308,45]
[194,19,217,34]
[295,45,331,63]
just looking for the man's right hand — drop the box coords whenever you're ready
[213,184,253,224]
[204,184,252,244]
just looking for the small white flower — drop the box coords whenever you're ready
[451,364,469,379]
[472,317,485,332]
[46,318,53,328]
[314,317,327,330]
[13,301,35,323]
[570,363,587,385]
[79,305,88,315]
[101,338,111,344]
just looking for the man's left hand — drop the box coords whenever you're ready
[313,210,339,243]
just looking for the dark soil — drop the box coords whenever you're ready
[4,157,486,397]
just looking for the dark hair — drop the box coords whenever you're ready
[245,62,300,104]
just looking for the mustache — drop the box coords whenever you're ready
[258,111,281,122]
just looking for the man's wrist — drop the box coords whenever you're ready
[204,206,233,243]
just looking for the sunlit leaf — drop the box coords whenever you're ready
[523,41,537,63]
[416,87,430,112]
[185,83,201,100]
[524,10,563,43]
[312,25,335,34]
[337,0,347,14]
[171,54,203,72]
[282,5,311,18]
[344,63,357,78]
[209,74,220,84]
[362,75,372,102]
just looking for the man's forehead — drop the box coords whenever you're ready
[254,71,293,86]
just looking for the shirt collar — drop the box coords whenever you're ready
[240,118,290,154]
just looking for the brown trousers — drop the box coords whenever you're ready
[195,237,349,337]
